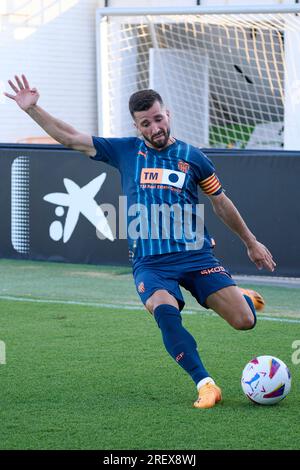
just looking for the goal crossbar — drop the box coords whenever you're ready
[96,5,300,18]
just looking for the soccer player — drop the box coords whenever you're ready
[4,75,276,409]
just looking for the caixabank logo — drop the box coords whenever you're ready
[10,156,115,256]
[43,173,114,243]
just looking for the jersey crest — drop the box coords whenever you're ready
[178,160,190,174]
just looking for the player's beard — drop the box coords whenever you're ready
[143,128,171,149]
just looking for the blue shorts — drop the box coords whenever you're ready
[133,250,236,311]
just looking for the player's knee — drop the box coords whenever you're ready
[146,290,178,314]
[231,311,256,330]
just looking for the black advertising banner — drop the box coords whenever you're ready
[0,144,129,265]
[0,144,300,276]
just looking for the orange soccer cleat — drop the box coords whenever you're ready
[193,382,222,409]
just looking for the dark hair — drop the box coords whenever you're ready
[129,89,164,117]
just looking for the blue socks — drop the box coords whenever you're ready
[243,294,257,329]
[153,299,256,385]
[154,304,209,385]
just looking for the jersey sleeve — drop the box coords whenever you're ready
[192,149,223,196]
[90,136,124,169]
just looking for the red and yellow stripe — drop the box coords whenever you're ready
[199,173,221,195]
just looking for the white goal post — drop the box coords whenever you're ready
[96,4,300,150]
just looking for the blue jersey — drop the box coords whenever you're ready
[91,136,222,260]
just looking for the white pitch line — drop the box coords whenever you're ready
[0,295,143,311]
[1,295,300,324]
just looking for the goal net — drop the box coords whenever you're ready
[96,5,300,150]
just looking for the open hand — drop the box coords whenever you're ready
[247,241,276,272]
[4,74,39,111]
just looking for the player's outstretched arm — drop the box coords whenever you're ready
[208,192,276,272]
[4,74,96,156]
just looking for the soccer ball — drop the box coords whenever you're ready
[240,287,265,311]
[241,355,291,405]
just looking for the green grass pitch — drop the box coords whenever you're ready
[0,259,300,450]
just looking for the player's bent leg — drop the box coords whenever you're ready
[146,291,219,407]
[206,285,256,330]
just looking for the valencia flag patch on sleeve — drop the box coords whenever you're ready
[199,173,222,195]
